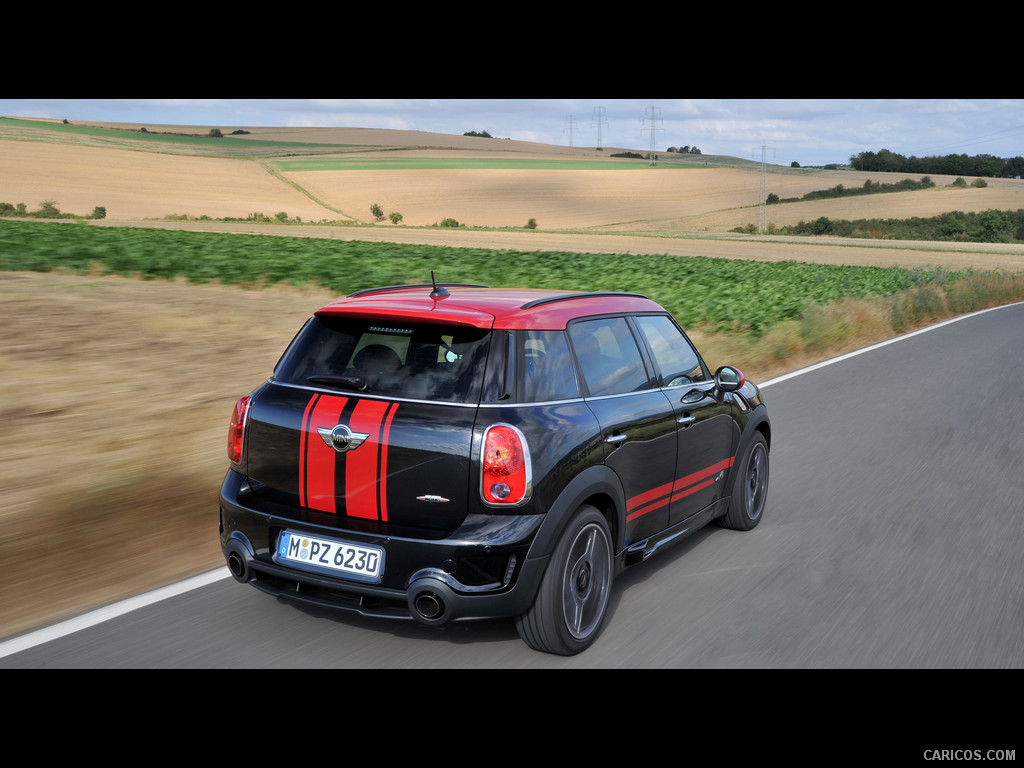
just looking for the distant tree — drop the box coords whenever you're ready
[389,212,403,225]
[208,128,223,138]
[811,216,834,235]
[37,200,61,218]
[370,203,384,221]
[463,130,492,138]
[525,218,537,229]
[1005,156,1024,178]
[791,161,801,168]
[91,206,106,220]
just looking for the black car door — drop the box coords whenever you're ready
[568,316,678,545]
[632,314,739,527]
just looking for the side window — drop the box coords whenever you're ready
[569,317,651,396]
[634,314,706,387]
[521,330,579,402]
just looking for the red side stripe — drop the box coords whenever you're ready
[626,480,674,513]
[625,456,735,521]
[671,477,716,502]
[626,495,671,523]
[671,457,734,496]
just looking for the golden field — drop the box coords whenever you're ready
[2,118,1023,640]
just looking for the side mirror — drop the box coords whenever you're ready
[714,365,745,393]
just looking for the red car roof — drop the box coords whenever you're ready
[315,285,667,330]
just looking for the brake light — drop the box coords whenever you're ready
[228,395,251,464]
[481,424,531,505]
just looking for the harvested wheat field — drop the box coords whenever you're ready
[2,117,1024,640]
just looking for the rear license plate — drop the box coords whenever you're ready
[276,531,384,583]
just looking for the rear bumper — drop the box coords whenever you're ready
[218,470,547,625]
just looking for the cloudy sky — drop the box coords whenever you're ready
[3,99,1022,168]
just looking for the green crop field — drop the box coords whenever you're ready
[0,220,939,334]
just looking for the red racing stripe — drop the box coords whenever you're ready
[298,395,318,508]
[344,399,396,520]
[301,394,349,514]
[378,403,399,522]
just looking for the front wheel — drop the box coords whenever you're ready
[516,505,613,655]
[719,432,769,531]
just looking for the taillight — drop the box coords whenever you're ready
[228,395,251,464]
[481,424,531,506]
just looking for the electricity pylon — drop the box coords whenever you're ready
[753,142,776,233]
[592,106,608,150]
[565,115,578,147]
[641,106,664,165]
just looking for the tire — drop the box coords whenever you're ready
[515,505,613,655]
[719,432,769,531]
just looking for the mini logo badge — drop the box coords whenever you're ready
[318,424,370,453]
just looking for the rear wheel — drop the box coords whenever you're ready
[719,432,769,530]
[516,505,613,655]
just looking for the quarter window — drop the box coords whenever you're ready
[569,317,651,396]
[521,330,579,402]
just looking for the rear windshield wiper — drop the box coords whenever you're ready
[307,375,368,392]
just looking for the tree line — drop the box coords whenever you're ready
[777,209,1024,243]
[850,149,1024,178]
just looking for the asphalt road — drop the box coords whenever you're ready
[4,303,1023,668]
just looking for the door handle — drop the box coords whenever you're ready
[605,433,627,446]
[677,415,696,427]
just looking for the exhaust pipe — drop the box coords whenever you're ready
[224,537,254,583]
[407,579,455,626]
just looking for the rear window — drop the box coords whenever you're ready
[274,316,491,404]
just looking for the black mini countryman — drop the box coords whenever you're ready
[219,282,770,655]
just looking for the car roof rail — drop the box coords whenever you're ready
[519,291,649,309]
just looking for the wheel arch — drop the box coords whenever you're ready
[725,405,771,498]
[527,464,626,562]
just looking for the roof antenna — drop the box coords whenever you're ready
[429,271,450,299]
